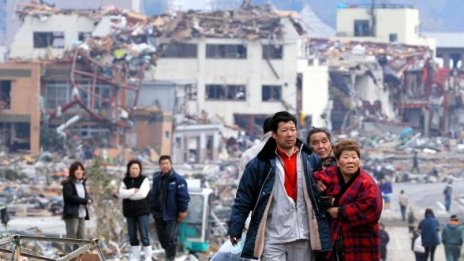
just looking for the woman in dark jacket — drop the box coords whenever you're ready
[418,208,440,261]
[119,159,151,261]
[62,161,92,244]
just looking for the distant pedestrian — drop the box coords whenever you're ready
[441,214,463,261]
[399,190,409,221]
[408,207,418,234]
[444,181,453,212]
[380,178,393,209]
[418,208,440,261]
[62,161,92,251]
[379,223,390,261]
[119,159,151,261]
[411,151,420,173]
[151,155,190,261]
[412,229,426,261]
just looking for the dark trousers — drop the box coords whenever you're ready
[155,218,179,260]
[127,214,150,246]
[400,205,407,221]
[415,252,427,261]
[445,196,452,212]
[424,246,437,261]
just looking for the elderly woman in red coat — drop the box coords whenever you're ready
[314,139,383,261]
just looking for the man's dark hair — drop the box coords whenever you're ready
[306,127,332,145]
[158,155,172,164]
[263,117,273,133]
[271,111,297,133]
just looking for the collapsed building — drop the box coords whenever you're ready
[307,38,464,138]
[0,1,318,163]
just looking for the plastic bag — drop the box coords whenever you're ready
[211,234,252,261]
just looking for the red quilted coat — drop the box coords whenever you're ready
[314,166,383,261]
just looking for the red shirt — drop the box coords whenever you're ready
[276,146,299,202]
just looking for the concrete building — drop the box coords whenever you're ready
[151,17,306,135]
[172,124,221,164]
[426,32,464,69]
[9,14,95,60]
[0,63,41,153]
[335,4,435,48]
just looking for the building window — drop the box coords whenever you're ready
[262,85,282,101]
[206,84,246,100]
[450,53,462,69]
[78,32,92,41]
[185,84,197,100]
[206,44,247,59]
[33,32,65,48]
[389,33,398,42]
[354,20,370,37]
[45,81,70,109]
[262,44,283,59]
[0,80,11,109]
[161,43,198,58]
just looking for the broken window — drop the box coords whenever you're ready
[206,84,246,100]
[33,32,65,48]
[354,20,370,37]
[185,84,197,100]
[206,44,247,59]
[262,85,282,101]
[78,32,92,41]
[161,43,198,58]
[389,33,398,42]
[0,80,11,109]
[262,44,283,59]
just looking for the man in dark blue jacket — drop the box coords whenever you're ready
[228,111,332,260]
[151,155,190,261]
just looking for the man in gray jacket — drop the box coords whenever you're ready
[228,111,331,260]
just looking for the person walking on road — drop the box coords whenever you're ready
[408,207,418,234]
[412,229,426,261]
[418,208,441,261]
[228,111,332,260]
[399,190,409,222]
[444,181,453,212]
[314,139,383,261]
[411,150,420,173]
[441,214,463,261]
[119,159,152,261]
[151,155,190,261]
[379,222,390,261]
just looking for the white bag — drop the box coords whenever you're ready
[413,236,426,253]
[211,234,252,261]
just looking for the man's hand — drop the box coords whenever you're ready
[230,236,240,246]
[178,211,187,222]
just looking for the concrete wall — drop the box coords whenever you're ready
[10,14,95,60]
[151,18,300,124]
[336,7,434,48]
[0,63,41,153]
[297,58,329,127]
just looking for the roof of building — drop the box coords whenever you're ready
[425,32,464,48]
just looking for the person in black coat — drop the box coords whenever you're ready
[62,161,92,250]
[119,159,152,261]
[379,222,390,261]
